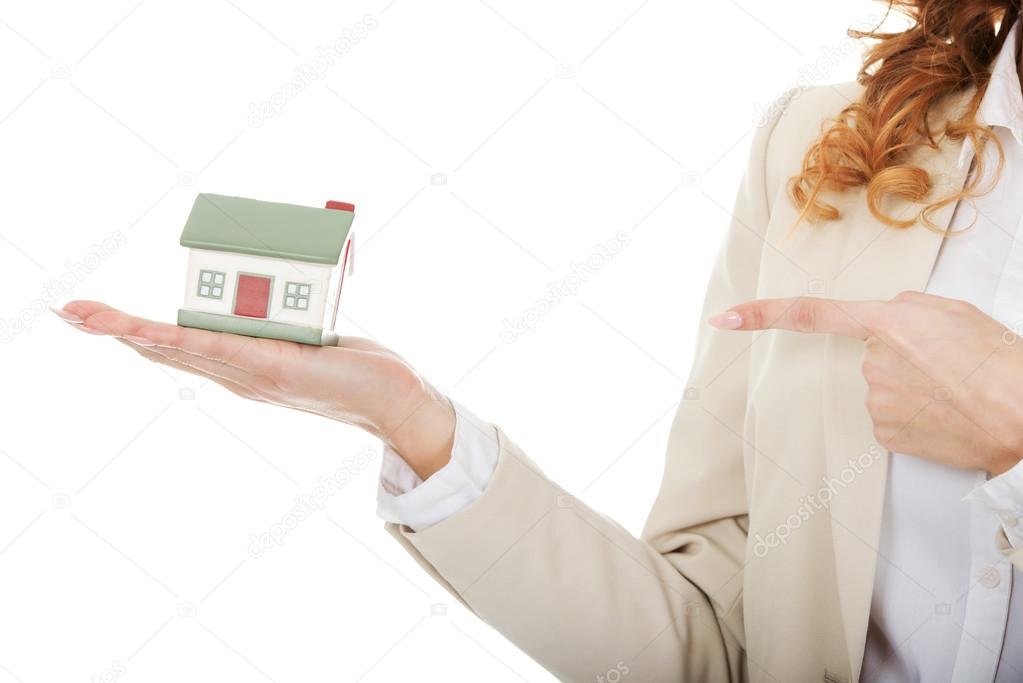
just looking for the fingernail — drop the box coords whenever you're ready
[78,325,108,335]
[709,311,743,330]
[121,335,156,347]
[49,307,83,324]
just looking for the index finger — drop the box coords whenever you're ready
[709,297,879,339]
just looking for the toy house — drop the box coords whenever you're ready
[177,193,355,346]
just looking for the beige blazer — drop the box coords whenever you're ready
[386,83,1023,682]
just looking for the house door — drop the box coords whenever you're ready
[234,274,271,318]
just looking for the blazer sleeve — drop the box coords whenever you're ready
[384,99,789,682]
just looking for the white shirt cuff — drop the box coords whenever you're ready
[376,400,500,532]
[965,460,1023,548]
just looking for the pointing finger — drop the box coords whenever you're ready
[709,297,880,339]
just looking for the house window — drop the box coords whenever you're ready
[197,270,225,299]
[283,282,311,310]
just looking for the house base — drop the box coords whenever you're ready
[177,309,339,346]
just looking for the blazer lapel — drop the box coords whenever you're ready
[821,89,975,681]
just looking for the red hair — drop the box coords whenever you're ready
[791,0,1021,229]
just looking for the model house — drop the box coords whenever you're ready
[177,193,355,345]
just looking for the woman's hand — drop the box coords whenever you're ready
[54,300,456,480]
[710,291,1023,476]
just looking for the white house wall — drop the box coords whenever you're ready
[323,235,353,330]
[183,249,334,328]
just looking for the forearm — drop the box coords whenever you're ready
[385,430,742,682]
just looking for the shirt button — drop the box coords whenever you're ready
[979,566,1002,590]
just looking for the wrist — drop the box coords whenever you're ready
[968,352,1023,476]
[981,359,1023,476]
[383,382,456,481]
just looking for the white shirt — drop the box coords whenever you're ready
[862,21,1023,683]
[377,25,1023,681]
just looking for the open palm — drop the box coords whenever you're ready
[58,300,455,478]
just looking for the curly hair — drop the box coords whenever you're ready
[791,0,1022,229]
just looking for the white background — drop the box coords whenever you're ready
[0,2,904,681]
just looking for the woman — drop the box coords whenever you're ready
[55,1,1023,680]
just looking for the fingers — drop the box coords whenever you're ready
[80,308,159,337]
[63,300,293,378]
[116,339,263,401]
[61,302,391,401]
[143,344,263,389]
[61,300,117,322]
[134,321,285,373]
[709,297,880,339]
[65,302,268,401]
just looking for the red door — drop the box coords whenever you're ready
[234,274,271,318]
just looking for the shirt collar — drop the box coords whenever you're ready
[959,19,1023,169]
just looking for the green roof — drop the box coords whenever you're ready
[180,193,354,265]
